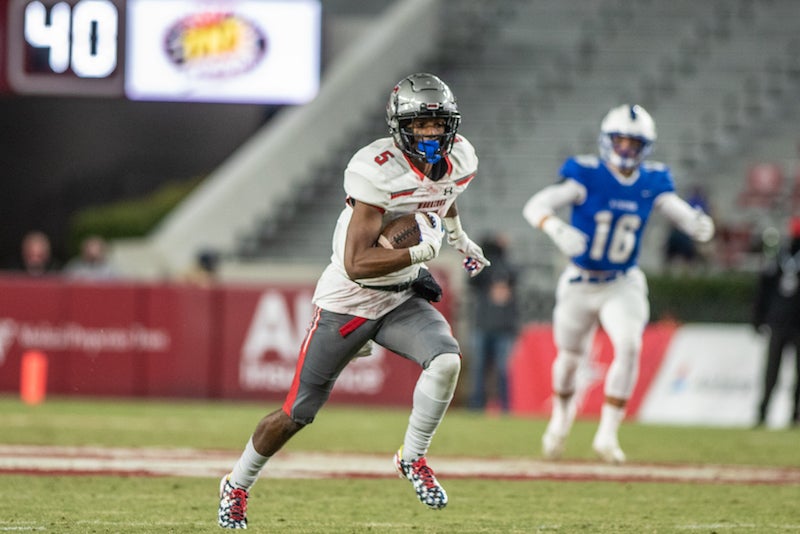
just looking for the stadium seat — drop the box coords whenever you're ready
[715,221,756,270]
[737,162,785,208]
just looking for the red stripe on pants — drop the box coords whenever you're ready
[339,316,367,337]
[282,307,322,417]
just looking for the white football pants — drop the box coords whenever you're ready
[551,265,649,400]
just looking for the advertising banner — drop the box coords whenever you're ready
[0,274,451,407]
[124,0,320,103]
[508,321,795,428]
[508,322,677,418]
[2,275,792,426]
[636,324,781,427]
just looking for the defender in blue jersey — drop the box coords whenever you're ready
[523,104,714,463]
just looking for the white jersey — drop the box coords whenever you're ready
[312,135,478,319]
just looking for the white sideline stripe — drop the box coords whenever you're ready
[1,445,799,484]
[5,521,800,532]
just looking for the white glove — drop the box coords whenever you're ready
[449,232,491,277]
[443,216,491,277]
[691,210,715,243]
[541,216,588,257]
[409,212,444,264]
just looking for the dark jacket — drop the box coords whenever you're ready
[468,238,520,334]
[752,238,800,330]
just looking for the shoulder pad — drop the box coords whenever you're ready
[573,154,600,168]
[642,160,668,172]
[448,135,479,173]
[344,139,398,208]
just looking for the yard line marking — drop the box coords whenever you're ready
[1,445,799,485]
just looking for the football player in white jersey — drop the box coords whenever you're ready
[522,104,714,464]
[218,73,490,528]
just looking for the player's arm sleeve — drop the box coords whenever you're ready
[655,192,715,242]
[522,179,585,229]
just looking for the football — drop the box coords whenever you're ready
[377,213,423,249]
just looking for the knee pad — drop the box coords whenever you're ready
[613,333,642,361]
[427,352,461,383]
[552,349,583,394]
[604,337,641,399]
[420,352,461,400]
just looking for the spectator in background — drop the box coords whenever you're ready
[751,216,800,428]
[466,233,520,413]
[180,249,221,287]
[64,235,118,280]
[684,184,712,214]
[13,230,59,275]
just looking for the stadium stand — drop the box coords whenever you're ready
[110,0,435,278]
[737,163,785,209]
[114,0,800,295]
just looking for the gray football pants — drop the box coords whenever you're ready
[282,296,460,425]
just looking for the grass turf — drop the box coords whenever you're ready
[3,476,799,533]
[1,396,798,533]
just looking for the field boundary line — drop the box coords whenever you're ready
[1,445,799,484]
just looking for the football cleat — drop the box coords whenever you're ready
[218,473,249,529]
[541,430,567,461]
[393,447,448,510]
[592,435,627,465]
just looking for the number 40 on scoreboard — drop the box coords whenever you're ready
[24,0,119,77]
[5,0,125,96]
[1,0,321,102]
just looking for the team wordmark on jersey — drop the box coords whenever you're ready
[417,199,447,210]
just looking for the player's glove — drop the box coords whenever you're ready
[691,209,715,243]
[409,212,444,264]
[443,216,491,277]
[541,216,588,257]
[411,268,443,302]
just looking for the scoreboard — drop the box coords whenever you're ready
[0,0,321,103]
[6,0,124,95]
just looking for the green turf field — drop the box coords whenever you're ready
[1,396,798,533]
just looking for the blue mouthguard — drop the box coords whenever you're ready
[417,140,442,164]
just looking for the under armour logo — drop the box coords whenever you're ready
[443,187,454,195]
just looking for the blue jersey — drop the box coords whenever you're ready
[559,155,675,272]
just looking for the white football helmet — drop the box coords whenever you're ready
[598,104,657,171]
[386,73,461,164]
